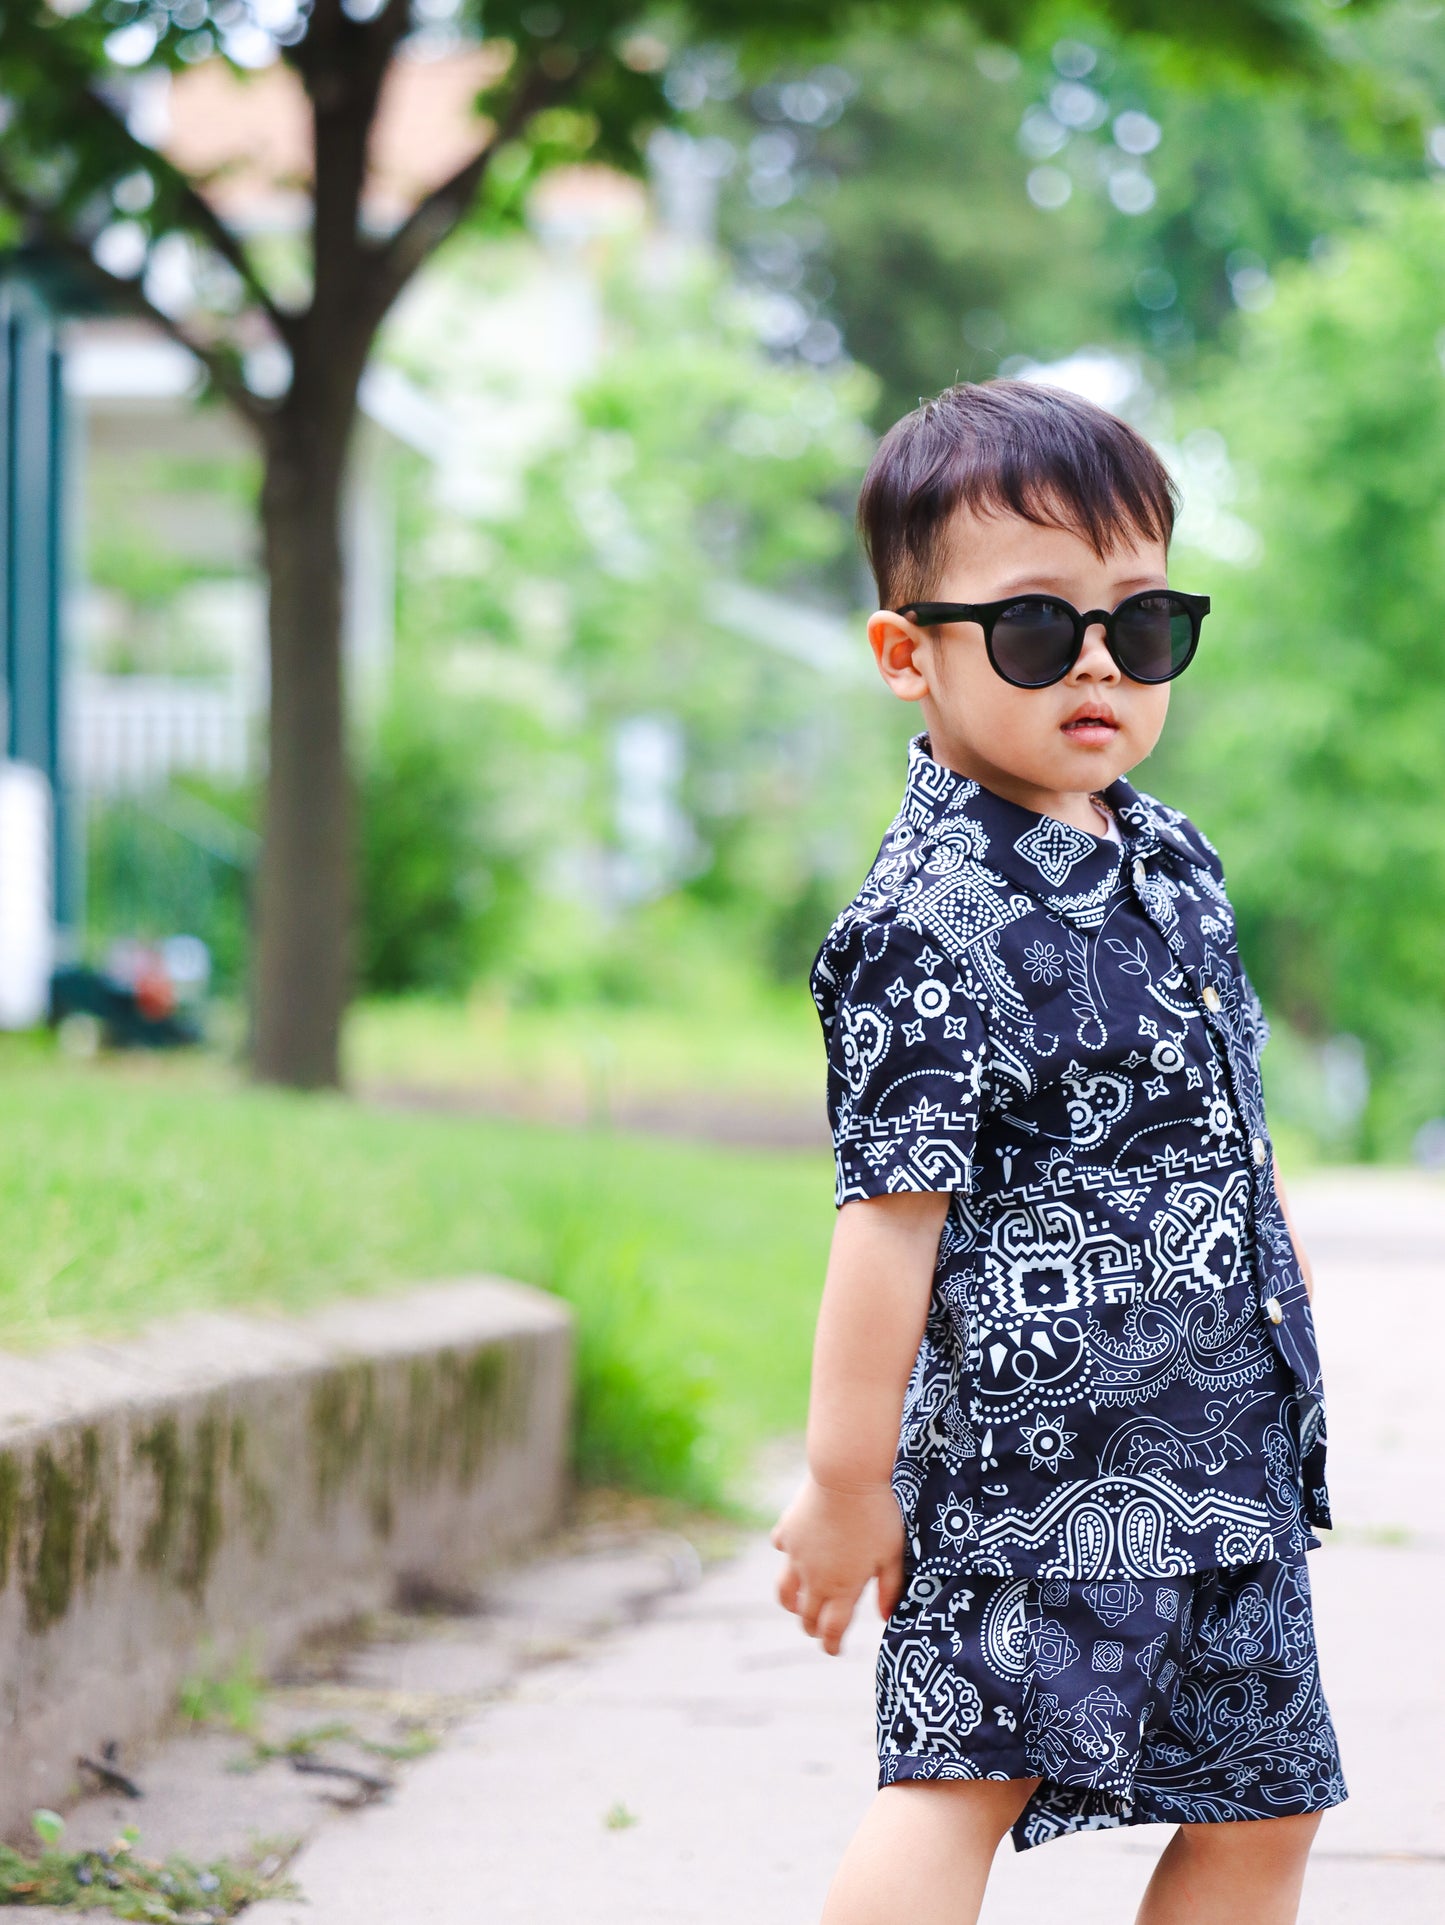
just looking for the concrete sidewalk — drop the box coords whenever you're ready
[241,1535,1443,1925]
[241,1172,1443,1923]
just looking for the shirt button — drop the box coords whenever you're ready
[1132,857,1147,888]
[1264,1296,1283,1324]
[1201,984,1222,1012]
[1251,1135,1268,1166]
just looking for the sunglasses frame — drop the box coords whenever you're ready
[894,589,1211,688]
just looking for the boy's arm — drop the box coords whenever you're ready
[770,1189,949,1656]
[1273,1163,1314,1302]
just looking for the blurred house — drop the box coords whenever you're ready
[67,46,677,794]
[68,44,516,797]
[68,325,445,793]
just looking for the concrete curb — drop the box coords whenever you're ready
[0,1277,572,1836]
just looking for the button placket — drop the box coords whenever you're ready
[1162,933,1293,1347]
[1115,848,1287,1343]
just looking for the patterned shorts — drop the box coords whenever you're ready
[876,1555,1347,1850]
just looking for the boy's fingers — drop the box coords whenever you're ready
[816,1595,854,1656]
[776,1562,801,1615]
[876,1552,905,1620]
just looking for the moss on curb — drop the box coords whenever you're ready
[22,1428,119,1634]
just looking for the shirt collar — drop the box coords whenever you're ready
[897,732,1206,917]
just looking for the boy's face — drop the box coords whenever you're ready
[867,506,1172,823]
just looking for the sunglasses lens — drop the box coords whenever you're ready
[1113,594,1195,681]
[990,599,1078,687]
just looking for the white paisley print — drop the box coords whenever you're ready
[811,734,1331,1585]
[876,1555,1347,1847]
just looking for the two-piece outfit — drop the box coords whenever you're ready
[811,734,1346,1851]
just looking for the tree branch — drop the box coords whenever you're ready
[357,54,577,337]
[0,173,275,437]
[81,83,296,346]
[285,0,406,100]
[360,0,417,91]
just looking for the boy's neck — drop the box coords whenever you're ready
[922,733,1121,837]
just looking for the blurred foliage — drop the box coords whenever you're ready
[85,534,231,623]
[693,6,1428,426]
[1152,182,1445,1158]
[346,982,821,1111]
[382,229,908,999]
[357,686,538,996]
[0,1818,293,1920]
[42,0,1445,1166]
[0,0,1316,341]
[547,1225,720,1502]
[84,782,254,991]
[0,0,1388,1094]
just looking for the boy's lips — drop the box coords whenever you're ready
[1061,705,1120,740]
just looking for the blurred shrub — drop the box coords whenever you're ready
[1156,183,1445,1157]
[702,16,1393,431]
[543,1224,726,1507]
[381,231,899,1016]
[357,687,537,996]
[84,781,254,991]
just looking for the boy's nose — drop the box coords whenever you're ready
[1074,624,1119,677]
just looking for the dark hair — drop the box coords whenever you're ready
[856,379,1179,610]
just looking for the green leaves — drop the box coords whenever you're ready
[1158,182,1445,1151]
[30,1808,65,1848]
[379,226,894,991]
[0,0,1378,423]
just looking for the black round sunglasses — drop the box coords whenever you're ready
[895,589,1210,689]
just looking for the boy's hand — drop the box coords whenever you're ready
[769,1471,905,1657]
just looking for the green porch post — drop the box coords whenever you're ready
[0,274,73,935]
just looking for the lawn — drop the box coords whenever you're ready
[0,993,1328,1513]
[345,986,826,1128]
[0,1040,833,1504]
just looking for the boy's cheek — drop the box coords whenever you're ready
[1137,682,1171,744]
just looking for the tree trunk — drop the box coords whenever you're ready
[252,417,353,1089]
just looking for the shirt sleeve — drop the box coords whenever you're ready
[816,914,987,1205]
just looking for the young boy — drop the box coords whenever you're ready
[771,380,1344,1925]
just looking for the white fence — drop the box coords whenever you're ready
[72,674,256,795]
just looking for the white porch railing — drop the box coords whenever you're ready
[71,673,256,795]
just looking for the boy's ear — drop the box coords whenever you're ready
[867,610,930,703]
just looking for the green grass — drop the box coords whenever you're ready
[0,1040,830,1502]
[345,985,824,1112]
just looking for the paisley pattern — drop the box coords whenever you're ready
[811,734,1330,1583]
[877,1553,1346,1848]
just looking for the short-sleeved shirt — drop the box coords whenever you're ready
[811,734,1330,1585]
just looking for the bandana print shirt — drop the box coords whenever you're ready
[811,734,1330,1585]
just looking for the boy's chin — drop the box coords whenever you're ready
[1052,738,1132,782]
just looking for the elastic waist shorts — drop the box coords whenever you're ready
[876,1554,1346,1850]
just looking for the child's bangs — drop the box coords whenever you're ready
[958,461,1174,564]
[858,380,1179,611]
